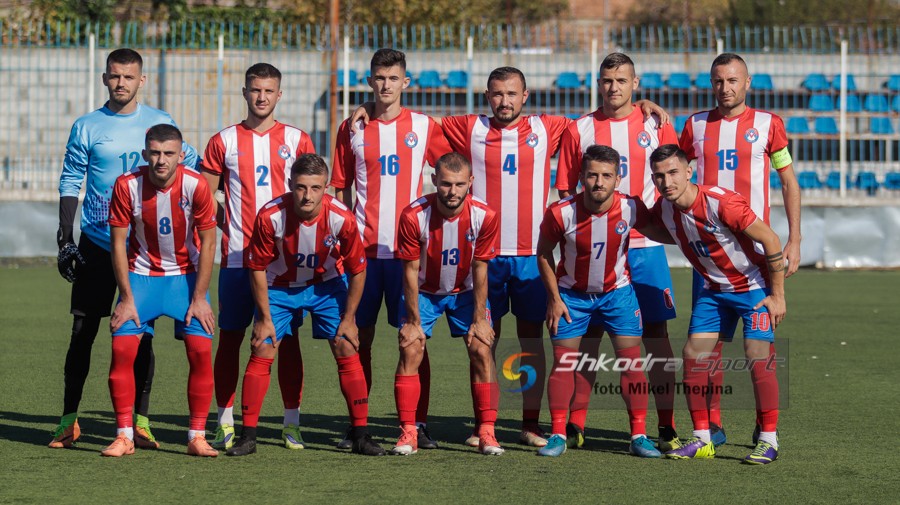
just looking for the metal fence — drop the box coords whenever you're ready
[3,20,900,200]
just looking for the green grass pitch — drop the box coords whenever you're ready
[0,265,898,503]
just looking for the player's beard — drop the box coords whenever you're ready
[586,186,613,206]
[493,106,521,125]
[438,193,465,211]
[109,88,137,108]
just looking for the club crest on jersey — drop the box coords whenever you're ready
[404,132,419,148]
[704,221,719,233]
[615,220,628,235]
[178,196,191,210]
[465,229,476,242]
[525,132,539,148]
[636,131,652,148]
[744,128,759,143]
[323,234,337,248]
[278,144,292,160]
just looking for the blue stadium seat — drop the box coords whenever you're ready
[797,171,823,189]
[825,171,848,190]
[565,112,582,120]
[641,72,664,89]
[814,117,839,134]
[808,94,834,112]
[870,117,895,135]
[883,172,900,190]
[885,75,900,92]
[337,69,358,87]
[444,70,468,88]
[584,72,596,86]
[841,94,862,112]
[856,171,879,195]
[674,115,690,134]
[416,70,442,88]
[667,72,692,89]
[556,72,582,89]
[802,73,829,91]
[831,74,857,91]
[360,69,371,84]
[770,170,782,190]
[694,73,711,89]
[753,73,774,90]
[864,94,890,113]
[892,95,900,112]
[785,117,810,134]
[405,70,416,86]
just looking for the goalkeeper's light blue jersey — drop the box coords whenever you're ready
[58,102,199,251]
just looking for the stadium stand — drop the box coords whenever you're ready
[555,72,582,89]
[786,117,811,134]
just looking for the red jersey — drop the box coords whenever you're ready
[652,185,768,293]
[248,194,366,288]
[540,192,649,293]
[679,107,788,224]
[109,165,216,276]
[556,108,677,248]
[396,194,499,296]
[441,114,570,256]
[200,121,315,268]
[330,108,451,259]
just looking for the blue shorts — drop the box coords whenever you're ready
[488,255,547,322]
[398,291,492,338]
[218,267,302,333]
[267,276,347,344]
[691,269,704,306]
[628,246,677,323]
[112,272,212,338]
[689,287,775,342]
[553,284,643,340]
[356,258,403,328]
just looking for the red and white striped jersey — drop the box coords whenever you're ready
[441,114,570,256]
[556,108,677,248]
[200,121,315,268]
[109,166,217,276]
[679,107,788,224]
[396,194,499,296]
[540,191,649,293]
[652,185,768,293]
[247,194,366,288]
[330,108,451,259]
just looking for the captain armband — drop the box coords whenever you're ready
[770,147,793,171]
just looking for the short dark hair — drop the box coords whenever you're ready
[487,66,527,90]
[106,48,142,72]
[649,144,689,169]
[145,124,182,145]
[711,52,747,72]
[581,145,621,173]
[371,48,406,73]
[245,63,282,87]
[290,153,329,179]
[600,52,635,72]
[434,152,471,175]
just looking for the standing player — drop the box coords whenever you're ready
[555,53,681,451]
[391,153,502,456]
[649,145,784,464]
[679,53,800,446]
[537,145,671,458]
[225,154,384,457]
[200,63,315,451]
[53,48,199,449]
[331,48,451,449]
[102,124,217,458]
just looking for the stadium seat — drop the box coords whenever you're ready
[864,94,890,113]
[870,117,895,135]
[694,73,711,89]
[892,95,900,112]
[883,172,900,190]
[770,170,782,190]
[337,69,358,87]
[797,171,823,189]
[825,171,848,190]
[831,74,857,91]
[667,72,692,89]
[885,75,900,92]
[416,70,442,88]
[841,94,862,113]
[674,115,690,134]
[753,73,775,90]
[584,72,596,86]
[814,117,839,135]
[565,112,582,120]
[641,72,664,89]
[360,69,371,84]
[855,171,879,195]
[808,94,834,112]
[556,72,582,89]
[444,70,468,88]
[785,117,810,134]
[802,73,829,91]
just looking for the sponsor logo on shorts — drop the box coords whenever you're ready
[525,132,539,148]
[404,131,419,148]
[663,287,674,309]
[744,127,759,143]
[636,131,652,148]
[278,144,292,160]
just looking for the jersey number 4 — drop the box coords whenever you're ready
[502,154,517,175]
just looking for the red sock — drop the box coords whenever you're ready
[416,348,430,424]
[617,345,648,436]
[358,346,373,394]
[683,358,710,430]
[751,350,780,432]
[213,329,245,408]
[707,340,724,426]
[337,354,368,427]
[109,336,140,429]
[569,366,596,430]
[184,336,214,432]
[756,343,777,425]
[645,337,676,429]
[395,374,419,426]
[277,333,303,410]
[548,346,575,436]
[472,382,498,431]
[240,355,273,428]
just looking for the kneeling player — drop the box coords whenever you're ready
[649,145,784,464]
[103,124,218,457]
[226,153,384,456]
[536,145,673,458]
[391,153,502,456]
